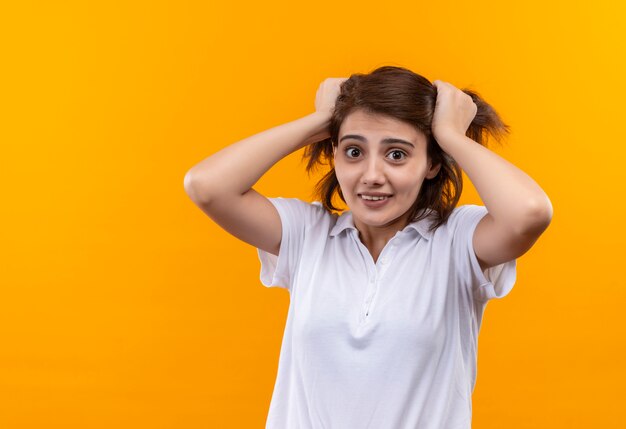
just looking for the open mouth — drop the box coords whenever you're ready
[358,194,393,207]
[358,194,393,201]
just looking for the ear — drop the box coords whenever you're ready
[425,160,442,179]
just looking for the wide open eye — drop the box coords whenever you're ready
[344,147,361,158]
[387,150,407,161]
[344,147,407,161]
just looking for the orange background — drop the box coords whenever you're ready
[1,1,624,427]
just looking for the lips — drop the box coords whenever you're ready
[359,194,392,201]
[358,194,393,207]
[358,193,393,197]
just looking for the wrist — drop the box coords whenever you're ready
[299,111,332,146]
[434,128,463,146]
[310,110,333,125]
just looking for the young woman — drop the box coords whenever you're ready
[184,66,553,428]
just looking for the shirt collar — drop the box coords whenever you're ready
[329,207,437,241]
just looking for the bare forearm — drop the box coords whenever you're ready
[184,111,331,202]
[437,132,553,234]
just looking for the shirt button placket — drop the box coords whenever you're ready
[364,273,377,317]
[361,241,397,322]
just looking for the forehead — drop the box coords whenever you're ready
[339,110,426,146]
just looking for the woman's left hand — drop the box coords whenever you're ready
[431,80,477,144]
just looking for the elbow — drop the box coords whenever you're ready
[183,171,197,199]
[519,196,553,235]
[532,194,553,224]
[183,171,211,204]
[183,171,194,193]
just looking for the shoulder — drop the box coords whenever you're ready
[447,204,488,227]
[267,197,335,229]
[424,204,487,243]
[267,197,329,215]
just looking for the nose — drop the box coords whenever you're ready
[361,156,386,186]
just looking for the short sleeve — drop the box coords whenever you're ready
[451,204,517,302]
[256,197,317,292]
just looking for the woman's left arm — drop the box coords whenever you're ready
[432,80,553,271]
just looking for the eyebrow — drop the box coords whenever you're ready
[339,134,415,148]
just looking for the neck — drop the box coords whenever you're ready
[353,214,410,250]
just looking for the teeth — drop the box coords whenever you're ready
[361,195,389,201]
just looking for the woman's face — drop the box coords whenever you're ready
[333,109,441,231]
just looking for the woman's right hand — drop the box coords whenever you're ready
[314,77,349,116]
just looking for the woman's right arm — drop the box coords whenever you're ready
[184,111,332,203]
[184,78,346,255]
[183,110,333,256]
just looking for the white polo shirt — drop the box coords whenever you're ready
[256,197,517,429]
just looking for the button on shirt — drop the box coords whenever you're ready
[256,197,517,429]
